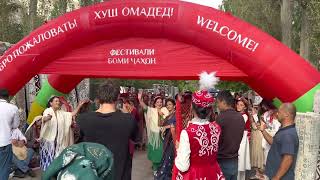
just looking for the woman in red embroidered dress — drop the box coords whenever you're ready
[174,72,225,180]
[236,98,251,180]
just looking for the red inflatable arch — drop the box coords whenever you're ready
[0,0,319,114]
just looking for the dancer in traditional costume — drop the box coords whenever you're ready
[236,98,251,180]
[175,72,225,180]
[138,94,169,173]
[39,96,86,171]
[155,98,176,180]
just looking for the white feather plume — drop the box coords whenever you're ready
[199,71,219,90]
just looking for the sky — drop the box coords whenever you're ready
[180,0,223,9]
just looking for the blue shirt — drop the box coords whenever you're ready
[265,124,299,180]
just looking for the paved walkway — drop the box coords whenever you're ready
[12,150,255,180]
[11,150,153,180]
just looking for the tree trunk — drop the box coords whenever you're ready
[299,2,310,61]
[280,0,293,48]
[59,0,68,14]
[29,0,38,32]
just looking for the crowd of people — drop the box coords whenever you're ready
[0,75,299,180]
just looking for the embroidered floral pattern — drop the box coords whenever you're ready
[217,170,225,180]
[192,90,214,108]
[176,172,183,180]
[191,123,219,156]
[195,178,207,180]
[209,123,220,152]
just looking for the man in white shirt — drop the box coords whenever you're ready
[0,89,20,180]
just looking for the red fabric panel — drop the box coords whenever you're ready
[41,38,247,81]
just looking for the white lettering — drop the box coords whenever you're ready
[111,8,118,17]
[43,31,51,40]
[108,58,129,64]
[0,19,79,71]
[236,34,248,47]
[12,50,20,58]
[94,11,102,19]
[148,49,155,55]
[197,16,210,27]
[131,58,156,65]
[69,19,77,29]
[227,30,237,41]
[252,43,259,52]
[39,34,45,41]
[6,55,13,63]
[245,39,255,50]
[162,8,169,18]
[129,49,135,55]
[50,29,58,37]
[99,8,118,18]
[122,7,130,16]
[0,64,4,71]
[206,20,214,30]
[2,58,8,67]
[57,27,65,34]
[147,8,155,18]
[197,16,260,52]
[131,7,140,16]
[155,7,162,16]
[120,7,174,18]
[212,21,220,33]
[219,26,229,36]
[32,36,41,44]
[140,8,147,16]
[101,10,108,18]
[25,41,35,50]
[18,45,26,55]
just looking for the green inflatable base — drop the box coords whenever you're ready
[35,81,65,108]
[273,83,320,112]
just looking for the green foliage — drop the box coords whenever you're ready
[50,2,62,19]
[0,1,25,43]
[309,1,320,68]
[79,0,103,7]
[216,81,250,92]
[90,79,249,93]
[222,0,282,40]
[221,0,320,69]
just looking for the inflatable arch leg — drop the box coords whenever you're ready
[273,83,320,112]
[27,75,83,124]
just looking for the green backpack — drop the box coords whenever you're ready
[42,142,114,180]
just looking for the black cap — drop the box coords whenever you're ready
[0,89,9,98]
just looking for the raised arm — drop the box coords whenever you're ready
[138,92,147,110]
[71,99,90,117]
[259,120,273,145]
